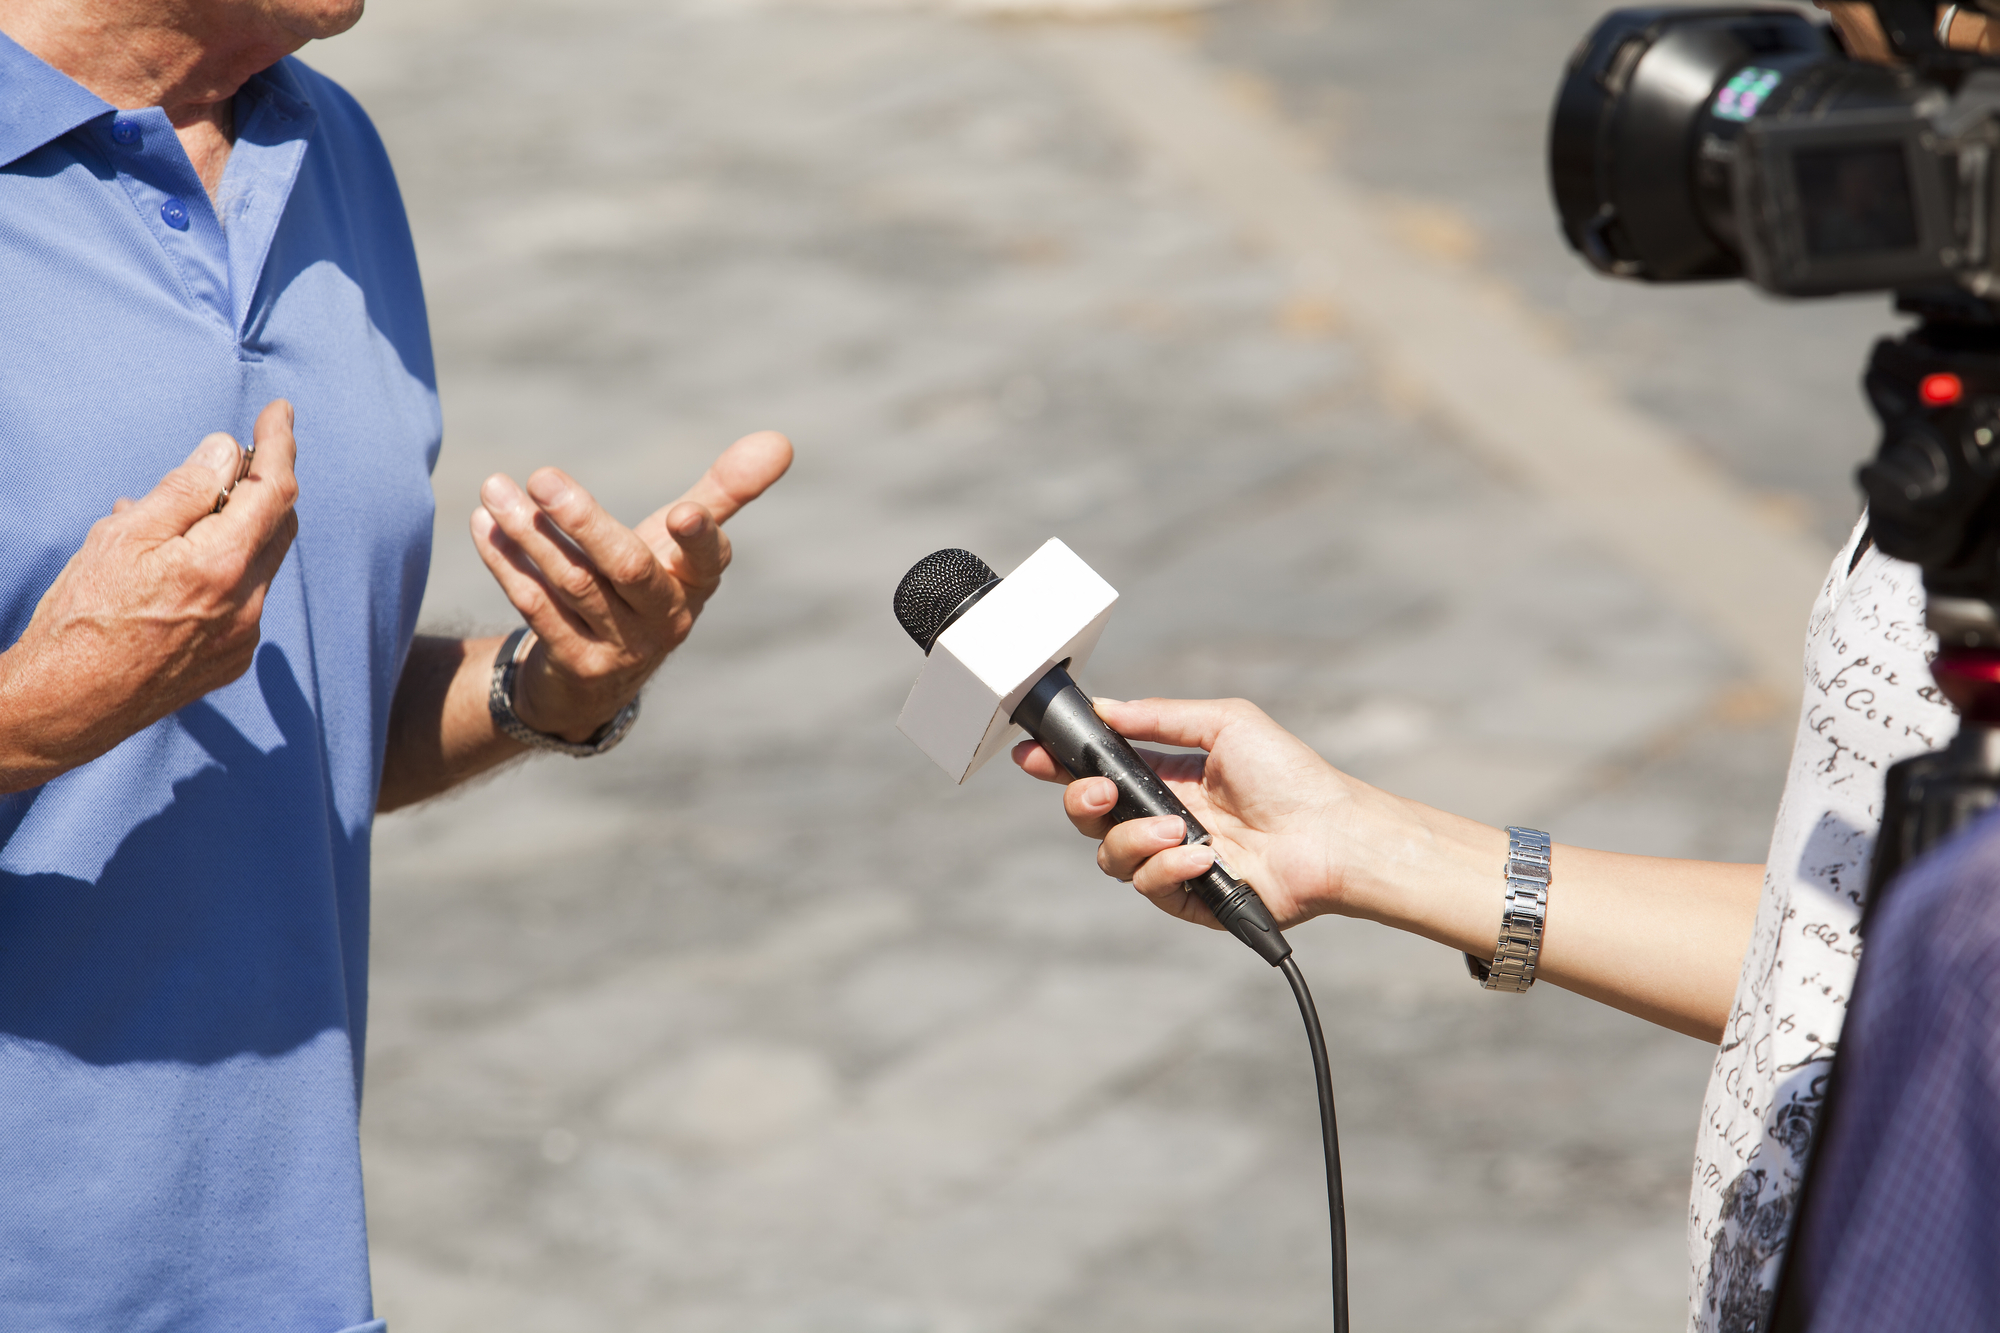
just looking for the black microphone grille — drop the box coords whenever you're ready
[895,548,1001,652]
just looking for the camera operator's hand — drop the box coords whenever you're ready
[0,400,300,794]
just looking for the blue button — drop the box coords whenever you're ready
[110,117,141,146]
[160,197,190,231]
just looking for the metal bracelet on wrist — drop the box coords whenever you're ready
[1464,826,1551,993]
[488,626,640,758]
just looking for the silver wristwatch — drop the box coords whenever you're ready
[1464,826,1552,993]
[488,626,641,757]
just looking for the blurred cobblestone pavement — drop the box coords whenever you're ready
[303,3,1880,1329]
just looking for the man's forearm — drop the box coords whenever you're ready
[378,633,521,813]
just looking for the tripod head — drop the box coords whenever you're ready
[1861,294,2000,620]
[1852,294,2000,891]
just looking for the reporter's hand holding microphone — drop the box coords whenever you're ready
[1013,696,1761,1043]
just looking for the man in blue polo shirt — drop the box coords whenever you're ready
[0,1,792,1329]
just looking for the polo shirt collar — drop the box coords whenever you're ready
[242,54,315,122]
[0,29,111,169]
[0,33,316,172]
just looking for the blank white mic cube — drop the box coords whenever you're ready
[897,538,1119,783]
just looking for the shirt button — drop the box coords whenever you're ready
[160,197,190,231]
[111,118,141,146]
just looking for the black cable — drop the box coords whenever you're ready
[1281,954,1349,1333]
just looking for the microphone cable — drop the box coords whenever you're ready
[1280,954,1349,1333]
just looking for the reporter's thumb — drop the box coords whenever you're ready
[129,434,242,535]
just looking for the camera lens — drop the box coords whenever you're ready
[1550,8,1835,282]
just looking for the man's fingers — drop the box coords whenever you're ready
[193,399,301,552]
[249,397,292,465]
[480,473,623,632]
[662,501,728,594]
[469,505,595,646]
[661,430,793,527]
[523,468,665,602]
[243,509,301,588]
[123,433,242,539]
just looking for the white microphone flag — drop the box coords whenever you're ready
[896,538,1118,783]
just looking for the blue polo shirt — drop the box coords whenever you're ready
[0,33,438,1333]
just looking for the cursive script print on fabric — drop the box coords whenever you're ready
[1687,517,1950,1333]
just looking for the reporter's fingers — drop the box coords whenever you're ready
[522,468,663,607]
[123,433,243,539]
[1011,738,1065,783]
[1097,814,1192,880]
[1014,735,1200,788]
[1089,696,1270,754]
[1058,775,1118,836]
[1144,844,1216,908]
[666,431,793,526]
[1132,843,1223,927]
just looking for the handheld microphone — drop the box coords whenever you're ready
[892,540,1347,1330]
[893,543,1291,965]
[891,540,1347,1331]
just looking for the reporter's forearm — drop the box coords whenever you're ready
[1533,847,1759,1041]
[1339,797,1759,1041]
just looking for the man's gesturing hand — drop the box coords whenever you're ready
[1011,697,1357,931]
[0,400,301,793]
[469,431,794,742]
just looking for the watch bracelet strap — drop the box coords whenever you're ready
[1464,826,1551,993]
[488,626,641,758]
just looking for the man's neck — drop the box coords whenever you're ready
[0,1,303,119]
[0,0,334,201]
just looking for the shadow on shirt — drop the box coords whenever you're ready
[0,645,369,1071]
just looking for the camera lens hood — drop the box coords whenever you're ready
[1550,6,1836,282]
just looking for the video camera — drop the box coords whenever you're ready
[1553,3,2000,669]
[1553,3,2000,298]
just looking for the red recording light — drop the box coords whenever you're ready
[1920,372,1964,407]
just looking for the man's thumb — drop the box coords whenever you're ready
[126,434,242,536]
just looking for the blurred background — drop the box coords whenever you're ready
[308,2,1897,1329]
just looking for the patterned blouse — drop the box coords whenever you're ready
[1688,514,1955,1331]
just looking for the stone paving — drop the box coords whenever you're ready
[303,3,1856,1329]
[1200,0,1902,550]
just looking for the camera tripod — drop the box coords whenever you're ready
[1851,291,2000,898]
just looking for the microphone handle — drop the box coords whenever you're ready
[1013,666,1292,965]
